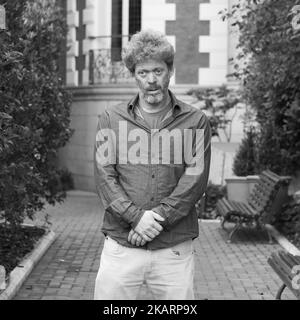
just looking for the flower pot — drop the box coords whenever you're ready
[225,176,248,202]
[225,175,260,203]
[247,175,260,195]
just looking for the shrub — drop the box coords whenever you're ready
[188,86,244,184]
[196,183,227,219]
[0,0,73,231]
[0,225,46,274]
[273,199,300,248]
[187,85,242,141]
[233,126,258,176]
[59,168,74,191]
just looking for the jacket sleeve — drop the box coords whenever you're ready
[94,111,145,229]
[152,113,211,229]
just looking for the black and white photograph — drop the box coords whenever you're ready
[1,0,300,311]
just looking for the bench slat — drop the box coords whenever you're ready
[263,170,281,184]
[278,251,298,271]
[272,254,294,281]
[268,251,300,299]
[216,170,291,243]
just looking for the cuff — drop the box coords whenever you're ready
[123,205,145,230]
[152,206,170,231]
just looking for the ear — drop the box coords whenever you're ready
[169,66,174,78]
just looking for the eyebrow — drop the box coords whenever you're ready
[137,67,163,72]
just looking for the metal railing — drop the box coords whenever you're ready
[88,35,134,85]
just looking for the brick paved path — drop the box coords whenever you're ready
[14,192,295,300]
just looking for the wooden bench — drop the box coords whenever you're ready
[216,170,291,243]
[268,251,300,299]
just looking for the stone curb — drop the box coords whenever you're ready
[0,229,56,300]
[199,219,221,223]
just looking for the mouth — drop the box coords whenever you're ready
[146,89,160,94]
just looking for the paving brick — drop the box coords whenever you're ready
[13,194,297,300]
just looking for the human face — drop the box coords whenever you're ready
[134,59,173,106]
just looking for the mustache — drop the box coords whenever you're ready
[145,86,162,91]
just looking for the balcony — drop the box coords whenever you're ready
[88,35,134,85]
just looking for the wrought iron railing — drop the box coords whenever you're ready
[89,49,134,85]
[88,35,134,85]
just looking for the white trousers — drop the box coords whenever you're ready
[94,237,195,300]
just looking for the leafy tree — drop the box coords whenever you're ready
[0,0,73,231]
[187,85,242,142]
[223,0,300,176]
[188,85,243,183]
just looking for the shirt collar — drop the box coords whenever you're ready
[127,90,182,117]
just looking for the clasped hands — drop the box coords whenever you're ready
[127,210,165,247]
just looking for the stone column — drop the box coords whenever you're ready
[82,0,112,85]
[198,0,228,86]
[122,0,130,48]
[66,0,79,86]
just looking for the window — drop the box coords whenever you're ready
[111,0,141,62]
[111,0,123,61]
[129,0,141,37]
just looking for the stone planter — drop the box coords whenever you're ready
[247,175,260,195]
[225,175,260,202]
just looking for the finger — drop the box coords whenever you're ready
[135,232,147,246]
[132,232,140,246]
[131,232,139,246]
[152,221,164,232]
[128,229,134,242]
[149,228,160,237]
[153,213,165,222]
[145,230,158,240]
[142,234,153,242]
[129,230,136,243]
[135,235,143,247]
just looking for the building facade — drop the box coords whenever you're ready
[59,0,243,192]
[65,0,239,87]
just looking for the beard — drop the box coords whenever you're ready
[143,90,164,104]
[136,71,171,106]
[139,79,170,105]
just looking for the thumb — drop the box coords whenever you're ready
[153,212,165,221]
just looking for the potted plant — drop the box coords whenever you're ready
[226,127,259,202]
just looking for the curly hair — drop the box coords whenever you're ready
[122,29,175,73]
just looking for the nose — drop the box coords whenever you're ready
[147,72,157,84]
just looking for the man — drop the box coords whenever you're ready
[94,29,211,300]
